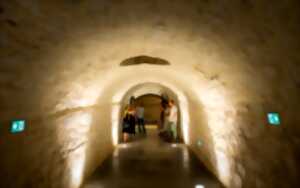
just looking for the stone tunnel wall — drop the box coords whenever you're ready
[0,0,300,188]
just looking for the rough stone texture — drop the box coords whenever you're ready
[0,0,299,188]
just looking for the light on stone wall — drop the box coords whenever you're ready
[60,112,92,188]
[195,84,234,185]
[70,148,86,188]
[177,92,190,145]
[56,84,102,110]
[112,104,121,146]
[215,150,230,185]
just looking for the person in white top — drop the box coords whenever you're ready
[168,99,178,140]
[136,105,146,134]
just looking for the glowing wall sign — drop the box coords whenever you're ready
[267,113,280,126]
[11,120,26,133]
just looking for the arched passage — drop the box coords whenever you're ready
[111,82,190,146]
[83,83,223,188]
[119,85,183,143]
[0,1,299,188]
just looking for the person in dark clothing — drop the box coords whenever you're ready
[160,97,169,130]
[122,106,136,142]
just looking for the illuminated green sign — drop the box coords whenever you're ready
[267,113,280,126]
[11,120,26,133]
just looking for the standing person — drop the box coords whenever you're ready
[122,106,130,142]
[163,103,170,133]
[136,105,146,134]
[168,99,178,141]
[159,105,165,130]
[159,98,168,130]
[127,105,136,136]
[122,105,136,142]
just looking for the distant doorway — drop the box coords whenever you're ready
[135,94,161,125]
[120,93,183,143]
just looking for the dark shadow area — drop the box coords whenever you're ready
[120,56,170,66]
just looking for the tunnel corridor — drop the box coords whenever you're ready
[0,1,300,188]
[83,129,222,188]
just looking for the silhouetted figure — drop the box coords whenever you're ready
[160,96,169,130]
[122,105,136,142]
[159,98,174,142]
[160,105,165,130]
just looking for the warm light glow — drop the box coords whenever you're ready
[178,93,190,144]
[70,148,86,188]
[71,113,93,126]
[215,150,230,185]
[55,84,102,111]
[111,104,121,146]
[58,112,92,188]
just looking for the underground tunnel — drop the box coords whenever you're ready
[0,0,300,188]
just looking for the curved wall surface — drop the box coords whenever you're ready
[0,1,299,188]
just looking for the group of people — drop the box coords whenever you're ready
[159,99,178,142]
[122,97,178,143]
[122,104,146,142]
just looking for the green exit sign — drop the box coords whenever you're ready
[267,113,280,126]
[11,120,26,133]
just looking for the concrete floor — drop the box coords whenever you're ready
[82,128,223,188]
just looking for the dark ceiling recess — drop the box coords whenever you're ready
[120,55,170,66]
[5,19,17,27]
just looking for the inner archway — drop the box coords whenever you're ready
[115,82,188,145]
[120,93,184,143]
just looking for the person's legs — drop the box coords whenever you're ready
[170,122,177,140]
[137,118,142,133]
[163,120,169,132]
[167,122,172,140]
[141,118,146,134]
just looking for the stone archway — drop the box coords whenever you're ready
[111,82,189,145]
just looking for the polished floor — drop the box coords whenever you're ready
[82,128,222,188]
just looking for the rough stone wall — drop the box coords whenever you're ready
[0,105,113,188]
[0,0,299,188]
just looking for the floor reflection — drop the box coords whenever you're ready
[83,128,222,188]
